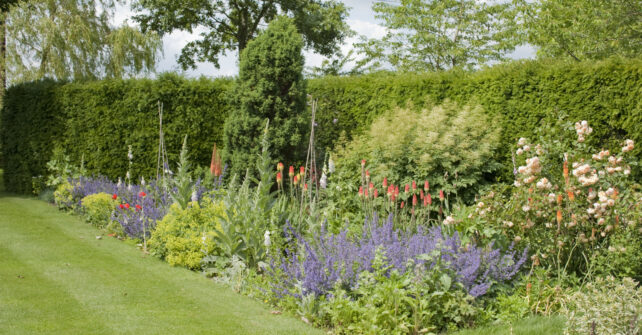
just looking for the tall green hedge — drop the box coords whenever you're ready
[1,74,232,193]
[309,58,642,181]
[3,58,640,193]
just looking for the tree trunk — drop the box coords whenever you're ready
[0,10,6,107]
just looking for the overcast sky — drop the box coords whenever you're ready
[113,0,536,78]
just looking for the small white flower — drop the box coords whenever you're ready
[522,205,531,212]
[264,230,271,249]
[518,137,528,146]
[523,145,530,152]
[320,172,327,189]
[126,171,131,179]
[140,176,146,186]
[191,189,198,203]
[443,216,455,226]
[516,148,523,155]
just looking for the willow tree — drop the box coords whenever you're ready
[4,0,161,84]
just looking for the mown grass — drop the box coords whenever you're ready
[451,316,565,335]
[0,193,322,335]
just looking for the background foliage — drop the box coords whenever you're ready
[1,73,231,193]
[3,58,641,193]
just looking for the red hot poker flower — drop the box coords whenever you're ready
[412,194,417,206]
[300,166,305,176]
[424,180,429,192]
[412,180,417,190]
[400,201,405,209]
[374,188,378,198]
[383,177,388,189]
[427,193,432,205]
[423,196,428,207]
[439,190,445,201]
[277,162,284,171]
[404,184,409,193]
[289,166,295,177]
[361,159,366,167]
[358,186,364,197]
[276,172,282,183]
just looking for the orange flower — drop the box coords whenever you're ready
[358,186,363,197]
[277,162,284,171]
[374,189,378,198]
[556,210,563,224]
[276,172,282,183]
[563,160,569,185]
[289,166,295,178]
[556,194,563,205]
[567,190,575,201]
[383,177,388,189]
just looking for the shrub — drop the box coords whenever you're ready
[53,181,75,210]
[270,214,527,299]
[223,16,308,177]
[80,192,115,228]
[333,99,501,203]
[562,276,641,335]
[148,199,225,270]
[468,117,641,278]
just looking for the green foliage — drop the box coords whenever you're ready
[516,0,642,62]
[591,221,642,282]
[318,250,478,334]
[217,122,287,270]
[53,180,74,210]
[132,0,350,69]
[148,199,224,270]
[468,117,641,278]
[334,99,501,202]
[6,0,161,83]
[308,58,642,182]
[562,276,641,335]
[165,135,195,209]
[357,0,521,72]
[45,146,85,190]
[1,74,231,193]
[80,192,115,229]
[223,16,309,177]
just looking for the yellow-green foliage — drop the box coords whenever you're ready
[53,181,74,210]
[334,99,501,201]
[562,277,641,335]
[81,193,115,228]
[149,199,225,270]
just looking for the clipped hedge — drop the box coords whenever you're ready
[1,74,232,193]
[309,58,642,181]
[3,58,640,193]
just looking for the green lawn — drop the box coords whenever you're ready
[451,317,565,335]
[0,193,322,335]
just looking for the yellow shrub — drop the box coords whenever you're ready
[53,181,74,210]
[149,199,225,270]
[81,192,115,229]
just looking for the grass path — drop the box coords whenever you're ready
[0,194,323,335]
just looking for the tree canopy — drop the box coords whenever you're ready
[132,0,351,70]
[4,0,161,83]
[356,0,521,72]
[516,0,642,61]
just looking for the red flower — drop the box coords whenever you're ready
[387,186,393,197]
[383,177,388,189]
[439,190,445,201]
[364,188,369,197]
[374,188,378,198]
[276,172,282,183]
[300,166,305,176]
[361,159,366,167]
[358,186,364,197]
[112,194,118,200]
[394,185,399,196]
[424,180,429,192]
[369,182,374,191]
[303,183,308,191]
[412,180,416,190]
[119,204,124,209]
[404,184,409,193]
[365,170,370,181]
[289,166,295,177]
[277,162,284,171]
[139,191,146,197]
[412,194,417,206]
[125,203,130,209]
[427,193,432,205]
[293,175,299,185]
[423,196,428,207]
[135,204,142,211]
[420,189,424,199]
[400,201,405,209]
